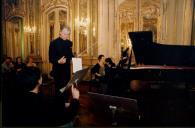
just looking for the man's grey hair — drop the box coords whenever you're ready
[60,25,71,35]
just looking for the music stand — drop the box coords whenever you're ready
[88,92,140,126]
[60,67,89,92]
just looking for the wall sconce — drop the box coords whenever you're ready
[79,18,89,27]
[78,18,89,35]
[93,27,96,36]
[24,26,36,33]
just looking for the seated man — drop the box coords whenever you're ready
[3,67,80,127]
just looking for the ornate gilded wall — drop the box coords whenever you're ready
[2,0,194,73]
[116,0,194,61]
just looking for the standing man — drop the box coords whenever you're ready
[49,26,74,92]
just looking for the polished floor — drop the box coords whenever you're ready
[76,81,195,127]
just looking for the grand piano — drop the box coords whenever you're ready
[127,31,195,82]
[129,31,195,67]
[109,31,195,83]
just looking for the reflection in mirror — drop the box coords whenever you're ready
[59,10,67,28]
[143,18,157,42]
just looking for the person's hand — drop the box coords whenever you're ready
[123,57,128,60]
[58,56,66,64]
[71,85,79,100]
[17,68,22,72]
[10,63,14,68]
[95,73,101,77]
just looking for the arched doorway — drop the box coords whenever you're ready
[47,8,69,42]
[40,3,71,73]
[117,0,137,64]
[117,0,160,64]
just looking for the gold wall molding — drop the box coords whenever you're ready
[4,0,26,20]
[2,0,194,74]
[41,0,71,13]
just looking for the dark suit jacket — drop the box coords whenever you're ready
[49,37,74,65]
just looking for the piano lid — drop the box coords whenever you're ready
[128,31,195,67]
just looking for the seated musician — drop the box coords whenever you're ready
[26,56,37,67]
[105,57,116,68]
[104,57,116,94]
[105,57,116,80]
[2,56,14,74]
[4,67,80,127]
[91,54,106,82]
[91,54,107,93]
[117,47,130,69]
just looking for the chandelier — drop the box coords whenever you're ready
[24,26,36,33]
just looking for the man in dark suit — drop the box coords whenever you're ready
[49,26,74,92]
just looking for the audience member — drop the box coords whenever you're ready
[14,56,26,72]
[26,56,37,67]
[4,67,80,126]
[2,57,14,74]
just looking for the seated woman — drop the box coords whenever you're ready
[14,56,26,72]
[91,55,108,93]
[26,56,37,67]
[4,67,80,127]
[91,54,106,82]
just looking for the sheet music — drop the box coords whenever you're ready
[72,57,82,73]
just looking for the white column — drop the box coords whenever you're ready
[98,0,119,61]
[108,0,115,58]
[98,0,109,56]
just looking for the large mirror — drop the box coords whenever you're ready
[118,0,160,55]
[5,17,24,59]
